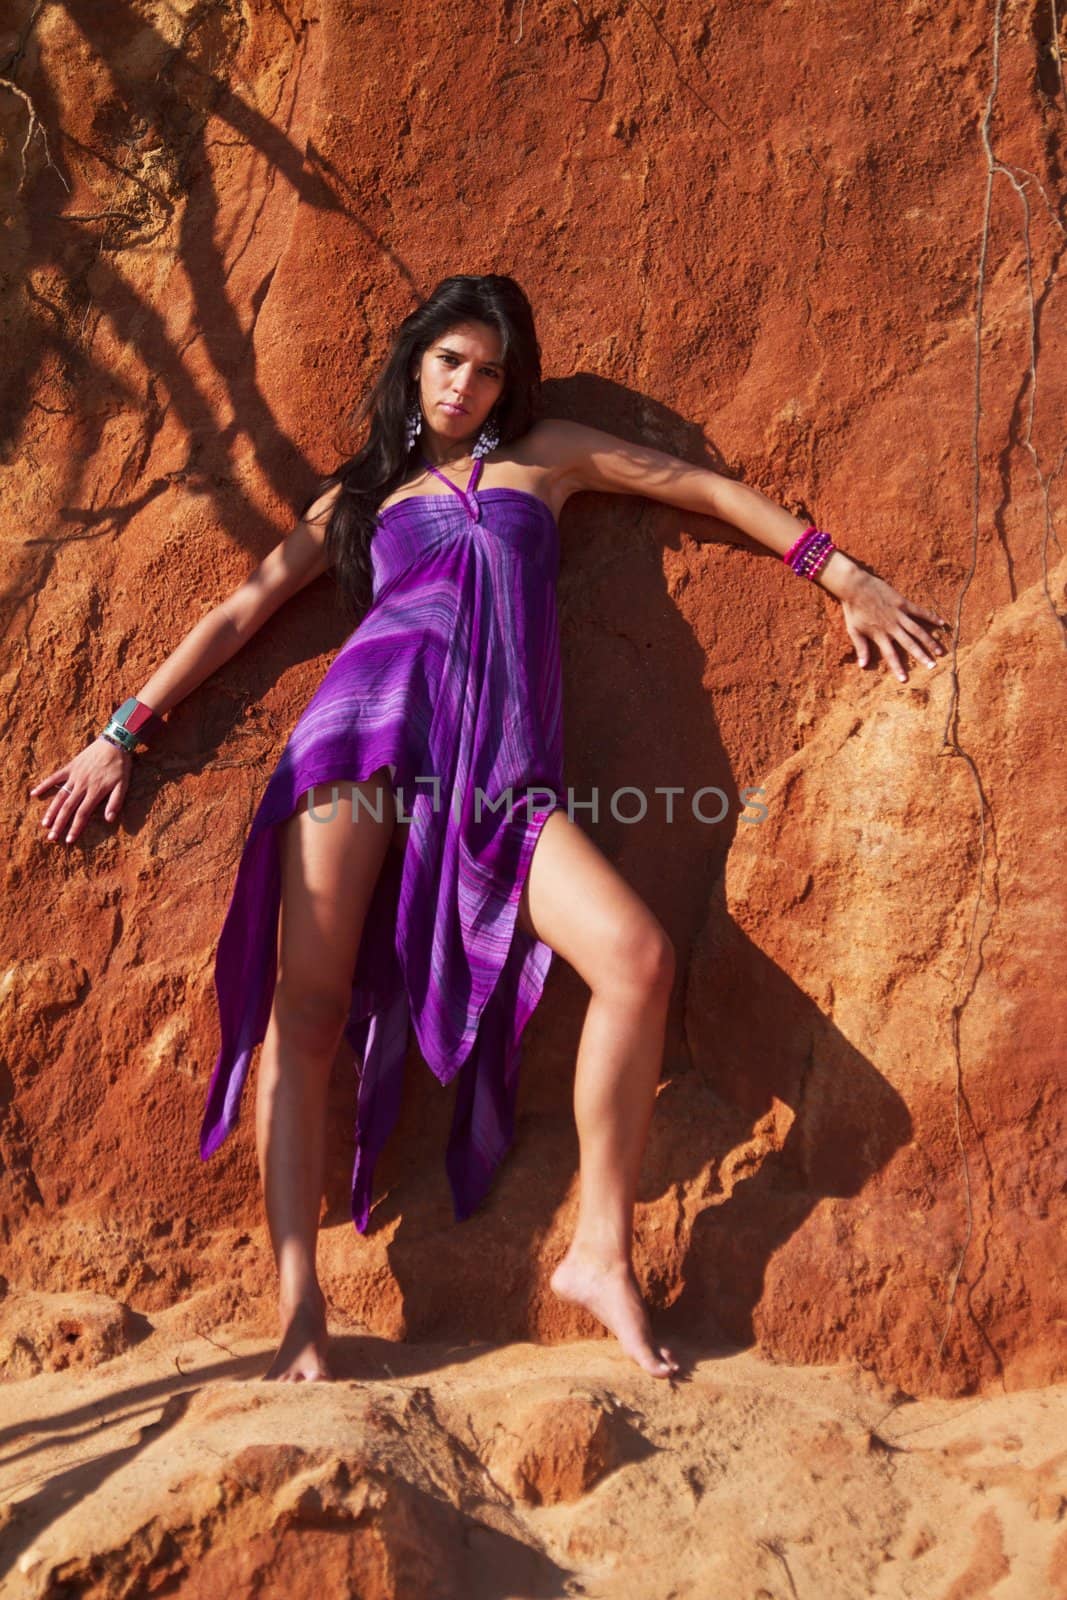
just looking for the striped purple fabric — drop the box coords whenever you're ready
[198,457,565,1232]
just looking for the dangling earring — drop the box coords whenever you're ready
[471,413,500,459]
[404,400,422,451]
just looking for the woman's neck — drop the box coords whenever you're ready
[418,431,480,471]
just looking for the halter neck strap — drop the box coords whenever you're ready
[420,455,483,518]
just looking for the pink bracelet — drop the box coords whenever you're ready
[784,525,837,581]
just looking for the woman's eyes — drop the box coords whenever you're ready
[439,355,500,378]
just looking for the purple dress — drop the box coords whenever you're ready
[198,457,565,1232]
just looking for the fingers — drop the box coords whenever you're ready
[39,786,72,832]
[105,772,131,824]
[40,784,82,843]
[877,635,908,683]
[905,599,951,628]
[29,770,67,797]
[38,782,123,844]
[32,769,77,834]
[845,623,870,667]
[900,602,952,650]
[896,618,947,671]
[63,794,96,845]
[876,620,949,681]
[850,598,952,682]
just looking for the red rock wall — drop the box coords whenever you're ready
[2,0,1065,1397]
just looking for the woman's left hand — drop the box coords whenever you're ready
[836,570,950,683]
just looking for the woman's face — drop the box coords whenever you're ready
[412,321,506,450]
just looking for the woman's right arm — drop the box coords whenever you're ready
[31,483,342,846]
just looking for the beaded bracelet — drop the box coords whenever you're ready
[783,525,837,582]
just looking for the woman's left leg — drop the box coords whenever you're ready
[515,807,681,1378]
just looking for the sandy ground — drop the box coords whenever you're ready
[2,1293,1066,1599]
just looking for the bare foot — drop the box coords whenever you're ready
[262,1285,333,1381]
[550,1247,681,1379]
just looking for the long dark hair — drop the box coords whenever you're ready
[300,273,545,622]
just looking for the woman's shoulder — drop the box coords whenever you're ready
[300,479,344,525]
[517,418,629,484]
[517,417,578,463]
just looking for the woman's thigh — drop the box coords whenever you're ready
[275,769,398,1012]
[516,808,675,995]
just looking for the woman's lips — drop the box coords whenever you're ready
[441,403,467,414]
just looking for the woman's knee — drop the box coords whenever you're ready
[270,975,350,1056]
[598,914,676,999]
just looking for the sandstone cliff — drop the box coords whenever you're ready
[2,0,1065,1591]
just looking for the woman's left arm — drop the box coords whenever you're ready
[544,420,950,684]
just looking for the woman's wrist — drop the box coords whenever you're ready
[814,549,866,602]
[99,730,134,758]
[100,695,166,755]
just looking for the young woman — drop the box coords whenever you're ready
[31,274,949,1385]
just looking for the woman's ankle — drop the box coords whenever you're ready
[561,1233,633,1271]
[278,1271,326,1317]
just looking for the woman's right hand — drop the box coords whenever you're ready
[30,737,135,845]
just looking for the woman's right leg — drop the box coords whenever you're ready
[257,770,398,1382]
